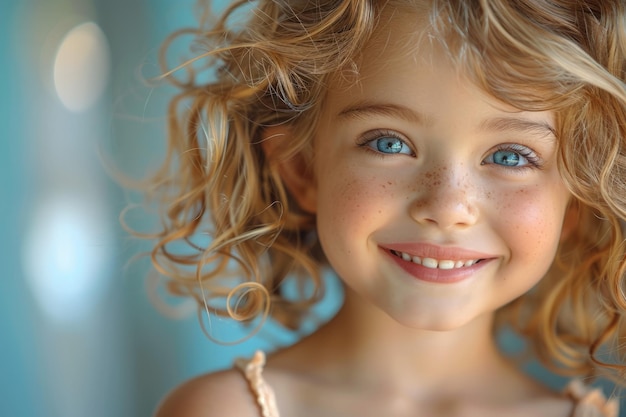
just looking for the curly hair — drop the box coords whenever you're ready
[139,0,626,384]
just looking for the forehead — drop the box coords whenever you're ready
[329,6,462,96]
[319,6,555,136]
[323,0,574,116]
[326,8,489,110]
[324,3,566,121]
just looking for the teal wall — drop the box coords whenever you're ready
[0,1,307,416]
[1,2,43,416]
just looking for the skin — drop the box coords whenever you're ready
[155,8,577,417]
[310,27,571,333]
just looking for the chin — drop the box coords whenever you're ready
[389,310,484,332]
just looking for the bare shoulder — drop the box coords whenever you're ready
[154,369,259,417]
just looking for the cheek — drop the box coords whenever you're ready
[492,185,565,260]
[316,165,398,249]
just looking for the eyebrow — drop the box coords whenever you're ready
[337,101,556,139]
[479,117,556,139]
[337,101,432,125]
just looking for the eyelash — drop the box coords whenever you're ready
[356,130,544,170]
[356,129,415,157]
[487,143,543,171]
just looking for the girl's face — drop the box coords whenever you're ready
[299,14,571,330]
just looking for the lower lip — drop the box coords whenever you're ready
[383,249,493,284]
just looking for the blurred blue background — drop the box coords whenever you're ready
[1,2,336,416]
[1,1,622,416]
[1,1,282,416]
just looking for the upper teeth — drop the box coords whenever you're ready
[394,250,480,270]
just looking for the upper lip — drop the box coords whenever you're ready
[382,243,495,261]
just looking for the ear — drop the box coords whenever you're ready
[261,126,317,213]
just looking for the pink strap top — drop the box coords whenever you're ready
[236,351,619,417]
[235,351,280,417]
[564,379,620,417]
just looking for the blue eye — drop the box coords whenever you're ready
[365,136,413,155]
[491,150,526,166]
[483,144,538,168]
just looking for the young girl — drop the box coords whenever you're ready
[143,0,626,416]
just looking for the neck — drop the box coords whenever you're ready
[268,286,559,413]
[277,286,522,399]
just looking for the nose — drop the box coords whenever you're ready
[410,166,479,229]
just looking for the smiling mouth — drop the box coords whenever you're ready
[390,250,485,270]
